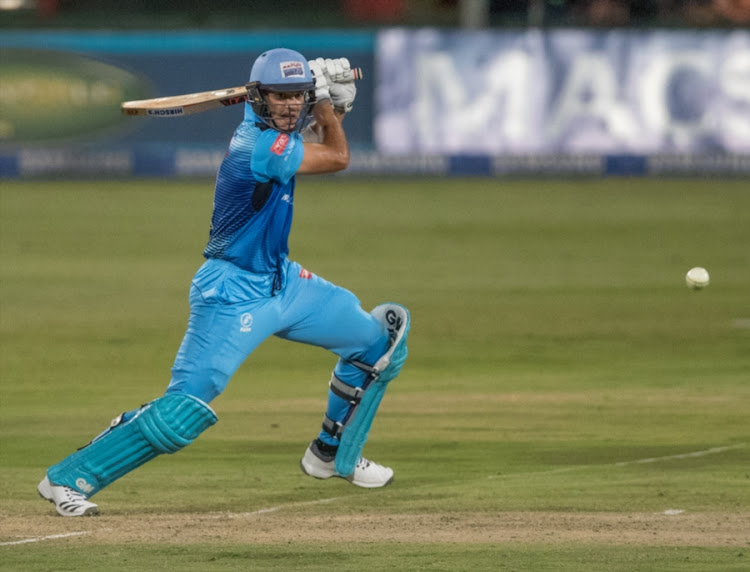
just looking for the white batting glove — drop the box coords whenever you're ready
[330,81,356,113]
[307,59,331,102]
[310,57,357,112]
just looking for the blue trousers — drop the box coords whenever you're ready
[166,258,390,446]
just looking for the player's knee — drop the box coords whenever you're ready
[166,369,230,404]
[371,303,410,382]
[349,329,391,367]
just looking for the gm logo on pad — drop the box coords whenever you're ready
[75,478,95,494]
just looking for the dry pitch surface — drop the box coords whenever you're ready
[3,510,748,547]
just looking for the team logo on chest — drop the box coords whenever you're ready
[240,313,254,333]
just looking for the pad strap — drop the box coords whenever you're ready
[322,415,343,440]
[322,375,367,440]
[329,374,365,405]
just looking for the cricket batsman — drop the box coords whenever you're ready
[38,48,410,517]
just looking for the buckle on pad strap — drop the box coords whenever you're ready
[322,415,344,439]
[328,375,365,405]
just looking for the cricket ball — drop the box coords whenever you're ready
[685,267,710,290]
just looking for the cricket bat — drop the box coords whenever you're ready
[121,86,249,117]
[121,67,363,118]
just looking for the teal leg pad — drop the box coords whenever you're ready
[335,303,409,477]
[47,393,217,497]
[335,378,389,476]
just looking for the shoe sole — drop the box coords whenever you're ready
[347,474,394,488]
[299,460,336,480]
[301,460,394,488]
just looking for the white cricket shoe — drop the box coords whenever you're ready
[300,441,394,488]
[38,476,99,517]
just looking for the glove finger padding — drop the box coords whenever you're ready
[307,59,331,102]
[312,57,354,83]
[312,57,337,84]
[324,58,341,82]
[337,58,352,82]
[325,58,353,83]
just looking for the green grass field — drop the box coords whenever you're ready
[1,178,749,571]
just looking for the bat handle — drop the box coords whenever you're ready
[347,67,363,82]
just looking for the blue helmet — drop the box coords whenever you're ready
[245,48,316,133]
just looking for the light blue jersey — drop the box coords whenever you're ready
[203,107,304,293]
[167,108,390,447]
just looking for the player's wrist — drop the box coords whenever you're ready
[314,98,334,115]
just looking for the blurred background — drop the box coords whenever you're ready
[2,0,750,28]
[1,0,749,177]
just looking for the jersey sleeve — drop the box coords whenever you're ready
[251,130,304,185]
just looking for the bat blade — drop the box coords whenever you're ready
[121,86,248,117]
[121,67,362,118]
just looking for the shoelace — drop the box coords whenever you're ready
[62,487,89,503]
[356,457,372,470]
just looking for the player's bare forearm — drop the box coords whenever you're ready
[302,107,345,141]
[298,101,349,174]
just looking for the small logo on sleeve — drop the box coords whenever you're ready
[299,268,313,279]
[270,133,290,155]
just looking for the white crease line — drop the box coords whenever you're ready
[488,443,746,479]
[0,531,89,547]
[614,444,744,466]
[211,496,343,519]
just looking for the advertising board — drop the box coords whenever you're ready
[375,29,750,156]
